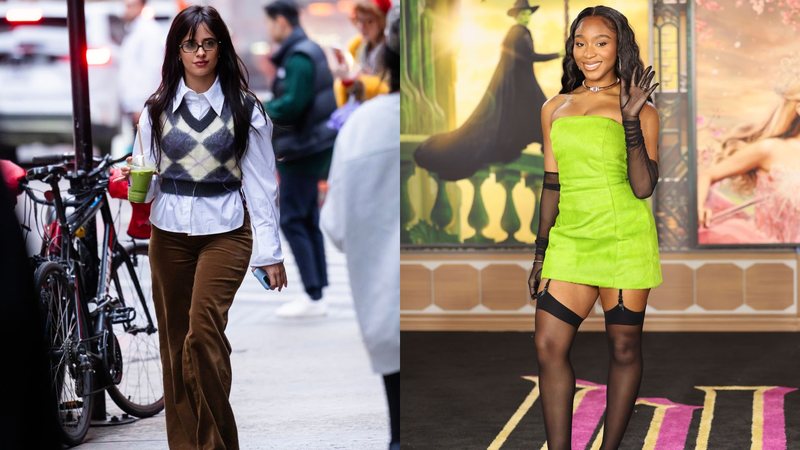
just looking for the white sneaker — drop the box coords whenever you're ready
[275,298,328,318]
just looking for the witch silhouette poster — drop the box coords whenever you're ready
[401,0,650,246]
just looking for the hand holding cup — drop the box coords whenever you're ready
[126,155,155,203]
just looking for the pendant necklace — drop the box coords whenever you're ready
[582,78,620,93]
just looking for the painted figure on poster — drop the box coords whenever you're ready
[697,58,800,244]
[413,0,560,181]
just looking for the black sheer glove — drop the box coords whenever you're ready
[529,259,544,300]
[620,66,658,121]
[620,65,659,199]
[623,119,659,199]
[529,171,560,299]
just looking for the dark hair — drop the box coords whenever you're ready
[264,0,300,27]
[559,6,645,95]
[384,46,399,93]
[146,6,265,169]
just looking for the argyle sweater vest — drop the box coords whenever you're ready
[158,97,255,197]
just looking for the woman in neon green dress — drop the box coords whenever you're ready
[526,6,661,449]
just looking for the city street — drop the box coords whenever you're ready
[3,0,388,445]
[12,179,386,449]
[75,232,388,450]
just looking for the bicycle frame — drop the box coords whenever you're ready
[40,169,155,393]
[20,154,164,443]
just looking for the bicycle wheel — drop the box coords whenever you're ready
[106,242,165,417]
[34,261,94,446]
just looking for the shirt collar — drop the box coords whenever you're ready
[172,76,224,116]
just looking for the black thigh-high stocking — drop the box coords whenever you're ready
[601,322,644,449]
[534,305,580,450]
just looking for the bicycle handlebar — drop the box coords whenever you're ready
[24,153,129,183]
[22,153,130,206]
[88,153,128,179]
[25,163,68,182]
[30,153,103,166]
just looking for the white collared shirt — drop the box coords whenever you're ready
[135,77,283,267]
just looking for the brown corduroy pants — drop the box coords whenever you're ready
[149,216,252,450]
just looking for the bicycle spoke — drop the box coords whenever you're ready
[107,244,163,416]
[36,262,91,442]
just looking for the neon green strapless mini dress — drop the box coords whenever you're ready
[540,116,662,289]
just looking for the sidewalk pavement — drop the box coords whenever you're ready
[76,234,389,450]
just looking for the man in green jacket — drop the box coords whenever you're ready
[264,0,338,318]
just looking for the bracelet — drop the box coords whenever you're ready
[533,260,544,264]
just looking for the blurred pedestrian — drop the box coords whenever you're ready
[117,0,165,138]
[119,6,287,449]
[332,0,391,107]
[263,0,338,318]
[320,4,400,449]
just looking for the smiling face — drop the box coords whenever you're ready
[179,23,219,89]
[573,16,618,85]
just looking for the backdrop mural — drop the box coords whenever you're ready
[696,0,800,246]
[401,0,651,246]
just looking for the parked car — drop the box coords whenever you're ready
[0,1,174,162]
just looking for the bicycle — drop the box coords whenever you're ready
[18,153,164,446]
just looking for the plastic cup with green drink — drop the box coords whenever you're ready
[127,155,156,203]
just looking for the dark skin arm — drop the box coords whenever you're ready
[620,65,661,198]
[527,95,565,298]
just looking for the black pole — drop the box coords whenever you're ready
[66,0,107,423]
[66,0,93,173]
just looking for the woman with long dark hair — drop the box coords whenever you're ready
[527,6,661,448]
[120,6,287,448]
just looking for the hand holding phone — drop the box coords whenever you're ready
[252,267,272,290]
[331,46,353,80]
[332,46,346,65]
[252,263,287,291]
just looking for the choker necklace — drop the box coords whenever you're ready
[582,78,620,93]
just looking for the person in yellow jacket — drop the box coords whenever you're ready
[333,0,391,106]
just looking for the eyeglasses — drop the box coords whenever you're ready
[179,38,220,53]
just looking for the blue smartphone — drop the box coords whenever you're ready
[252,268,272,290]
